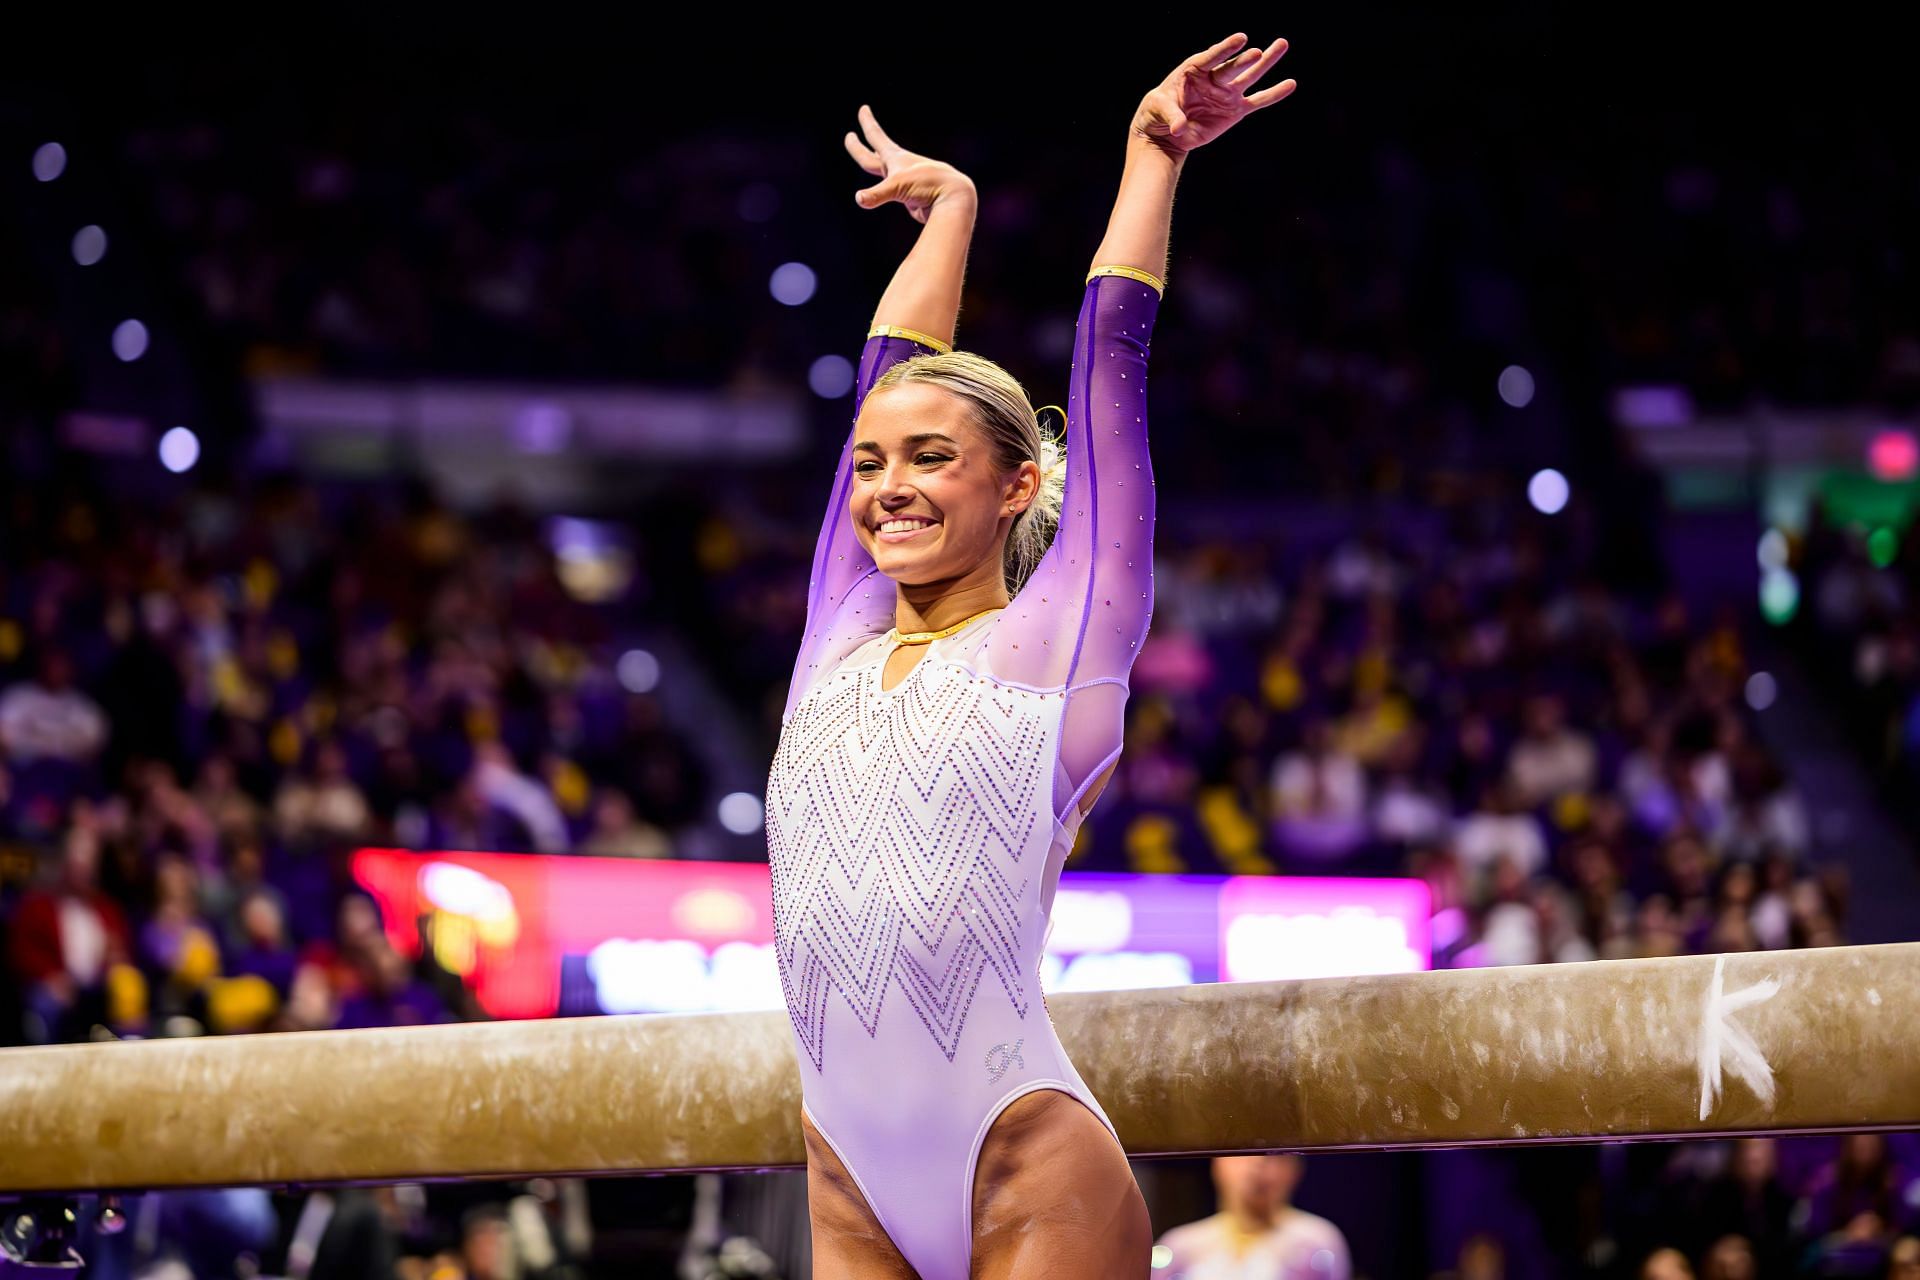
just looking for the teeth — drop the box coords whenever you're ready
[879,519,935,533]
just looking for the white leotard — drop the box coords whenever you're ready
[766,268,1163,1279]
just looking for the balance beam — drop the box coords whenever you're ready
[1,943,1915,1193]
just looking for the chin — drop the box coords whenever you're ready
[874,554,941,586]
[877,562,933,586]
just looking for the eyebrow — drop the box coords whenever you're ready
[852,432,961,454]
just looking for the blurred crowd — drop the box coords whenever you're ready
[1605,1135,1920,1280]
[1068,504,1843,973]
[0,471,711,1049]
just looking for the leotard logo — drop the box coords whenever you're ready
[985,1038,1026,1083]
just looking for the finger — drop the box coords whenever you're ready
[1246,78,1298,110]
[844,131,884,176]
[1227,37,1289,89]
[1188,32,1249,72]
[854,178,895,208]
[858,104,903,155]
[1210,46,1263,80]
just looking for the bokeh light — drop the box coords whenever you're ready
[769,262,817,306]
[71,225,108,266]
[1760,568,1800,624]
[31,142,66,182]
[1744,671,1778,711]
[1498,365,1535,408]
[112,319,149,362]
[717,791,765,835]
[1868,429,1919,482]
[158,427,200,474]
[1756,528,1789,571]
[808,353,855,398]
[1527,468,1569,515]
[616,648,661,693]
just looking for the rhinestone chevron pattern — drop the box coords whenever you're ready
[766,652,1058,1071]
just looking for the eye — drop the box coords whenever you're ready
[855,453,949,476]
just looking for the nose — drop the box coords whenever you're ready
[876,464,918,504]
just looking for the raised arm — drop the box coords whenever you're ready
[784,109,978,725]
[986,33,1297,826]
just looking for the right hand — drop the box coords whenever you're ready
[845,105,975,224]
[1129,32,1296,157]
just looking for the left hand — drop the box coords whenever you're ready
[845,104,976,224]
[1131,32,1297,156]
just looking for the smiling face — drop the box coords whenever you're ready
[850,382,1038,588]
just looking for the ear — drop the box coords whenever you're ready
[1002,458,1042,517]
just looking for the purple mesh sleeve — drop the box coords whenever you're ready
[781,331,944,725]
[985,273,1162,825]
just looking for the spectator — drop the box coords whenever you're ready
[1715,745,1810,864]
[577,787,672,858]
[459,1203,515,1280]
[273,738,372,849]
[335,939,450,1030]
[222,891,299,1006]
[1434,1233,1506,1280]
[1452,779,1548,885]
[1643,1247,1696,1280]
[1505,692,1597,808]
[1154,1154,1350,1280]
[191,752,266,847]
[470,740,569,854]
[1701,1234,1758,1280]
[0,649,108,768]
[1270,716,1368,863]
[1801,1135,1920,1264]
[137,851,223,1026]
[1696,1140,1795,1279]
[1890,1236,1920,1280]
[6,822,134,1042]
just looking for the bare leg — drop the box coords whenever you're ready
[802,1109,921,1280]
[969,1089,1153,1280]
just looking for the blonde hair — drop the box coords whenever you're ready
[866,350,1066,595]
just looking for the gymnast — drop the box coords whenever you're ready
[764,33,1296,1279]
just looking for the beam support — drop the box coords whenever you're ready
[1,944,1915,1193]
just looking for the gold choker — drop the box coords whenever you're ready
[887,607,1005,646]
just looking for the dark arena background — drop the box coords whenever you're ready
[3,9,1919,1280]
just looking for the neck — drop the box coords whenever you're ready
[1222,1204,1283,1235]
[892,564,1010,636]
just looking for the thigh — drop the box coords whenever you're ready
[969,1089,1153,1280]
[801,1109,920,1280]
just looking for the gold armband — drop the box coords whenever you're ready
[866,323,953,354]
[1085,264,1166,297]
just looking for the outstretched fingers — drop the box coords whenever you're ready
[1208,46,1260,83]
[846,104,898,177]
[1225,37,1289,90]
[1187,32,1250,73]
